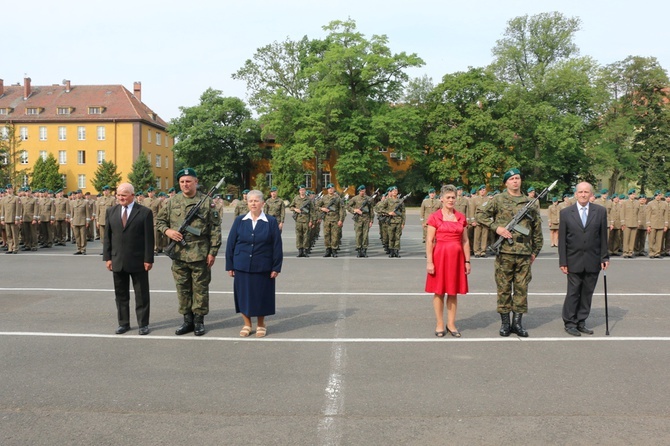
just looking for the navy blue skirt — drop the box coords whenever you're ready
[233,270,276,317]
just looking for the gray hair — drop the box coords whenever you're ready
[117,182,135,195]
[247,189,264,202]
[440,184,457,198]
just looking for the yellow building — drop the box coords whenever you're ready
[0,77,173,192]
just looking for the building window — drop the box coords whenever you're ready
[147,129,151,143]
[266,172,273,187]
[59,126,67,141]
[165,156,169,169]
[78,174,86,189]
[20,150,29,164]
[305,174,312,189]
[78,150,86,164]
[39,126,47,141]
[322,173,331,187]
[156,132,161,146]
[88,107,102,114]
[57,107,71,115]
[1,127,8,139]
[147,152,151,162]
[155,154,161,167]
[97,126,106,140]
[165,136,169,148]
[59,151,67,164]
[1,153,8,165]
[156,178,162,190]
[78,126,86,140]
[97,151,105,164]
[40,150,48,161]
[21,174,29,187]
[0,108,8,115]
[20,127,28,140]
[26,107,39,115]
[165,177,169,189]
[378,147,388,153]
[61,174,67,186]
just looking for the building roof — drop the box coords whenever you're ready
[0,79,168,129]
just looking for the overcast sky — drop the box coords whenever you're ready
[6,0,668,121]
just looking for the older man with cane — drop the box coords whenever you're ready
[559,182,609,336]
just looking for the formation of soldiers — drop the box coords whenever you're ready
[541,187,670,258]
[0,184,179,255]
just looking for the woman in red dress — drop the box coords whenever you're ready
[425,185,471,337]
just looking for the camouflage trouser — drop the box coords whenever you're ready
[171,259,211,316]
[494,253,533,314]
[323,219,339,249]
[353,216,371,249]
[295,220,310,249]
[386,222,402,250]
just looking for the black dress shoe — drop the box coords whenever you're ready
[138,326,150,335]
[115,325,131,334]
[74,251,83,255]
[577,326,594,335]
[565,327,581,336]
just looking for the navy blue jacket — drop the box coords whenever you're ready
[225,214,283,273]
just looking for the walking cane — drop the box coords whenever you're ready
[603,270,610,336]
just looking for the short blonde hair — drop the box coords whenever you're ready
[440,184,457,198]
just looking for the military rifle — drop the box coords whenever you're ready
[165,176,225,260]
[488,180,558,255]
[292,200,311,221]
[379,192,412,223]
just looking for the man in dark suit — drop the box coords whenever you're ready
[559,182,609,336]
[103,183,154,335]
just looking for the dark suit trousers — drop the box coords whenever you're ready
[562,271,599,328]
[113,270,150,327]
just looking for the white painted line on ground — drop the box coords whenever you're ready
[1,288,668,297]
[1,332,669,342]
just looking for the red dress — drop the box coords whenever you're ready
[424,210,469,295]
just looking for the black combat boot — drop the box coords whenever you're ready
[362,248,368,258]
[499,313,511,337]
[511,312,528,337]
[356,248,362,258]
[395,250,401,258]
[332,249,338,258]
[323,248,332,257]
[175,313,194,335]
[297,248,305,257]
[194,314,205,336]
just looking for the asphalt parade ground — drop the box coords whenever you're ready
[1,209,669,445]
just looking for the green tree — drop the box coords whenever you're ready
[0,124,25,187]
[31,153,64,191]
[127,151,155,191]
[491,12,601,189]
[92,160,123,192]
[235,19,424,195]
[167,89,261,191]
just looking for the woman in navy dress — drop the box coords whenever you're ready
[425,185,471,337]
[226,189,283,337]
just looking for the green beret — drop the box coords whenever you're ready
[388,185,398,191]
[503,168,521,183]
[242,189,249,194]
[305,190,312,196]
[326,183,334,188]
[600,188,608,194]
[639,194,646,199]
[168,187,175,193]
[665,192,670,197]
[5,184,13,189]
[456,186,463,190]
[627,188,636,195]
[595,193,601,199]
[357,185,366,192]
[654,190,661,196]
[551,196,558,202]
[102,185,110,190]
[619,194,626,199]
[176,168,197,180]
[270,186,278,192]
[470,187,477,194]
[298,184,306,189]
[55,189,63,194]
[527,186,535,192]
[147,187,155,192]
[428,188,436,193]
[76,189,82,194]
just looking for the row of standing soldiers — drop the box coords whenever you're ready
[234,184,408,258]
[547,189,670,258]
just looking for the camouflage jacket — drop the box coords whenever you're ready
[347,194,375,222]
[475,190,543,257]
[377,196,406,225]
[316,194,345,222]
[289,195,313,223]
[156,192,221,262]
[263,197,285,223]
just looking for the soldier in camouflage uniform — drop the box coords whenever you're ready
[316,183,345,257]
[156,168,221,336]
[476,168,543,337]
[347,185,375,257]
[289,185,313,257]
[234,189,249,217]
[263,186,285,232]
[377,186,406,258]
[420,188,441,243]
